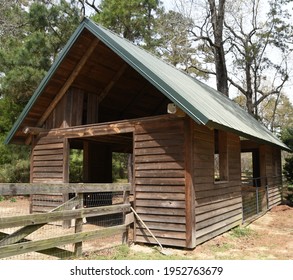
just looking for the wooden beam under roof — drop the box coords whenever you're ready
[36,39,100,128]
[35,114,179,139]
[98,63,128,103]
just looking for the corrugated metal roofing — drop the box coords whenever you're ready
[5,18,290,151]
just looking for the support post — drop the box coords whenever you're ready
[122,189,130,244]
[256,187,259,215]
[74,193,83,257]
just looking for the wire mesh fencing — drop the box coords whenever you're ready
[241,186,268,222]
[0,183,132,260]
[241,176,285,223]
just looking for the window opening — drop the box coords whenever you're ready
[214,129,228,182]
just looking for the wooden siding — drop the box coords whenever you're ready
[260,146,283,208]
[30,136,67,213]
[193,124,242,245]
[45,87,84,129]
[134,118,187,247]
[44,87,101,129]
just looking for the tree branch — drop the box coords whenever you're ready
[227,77,246,95]
[188,64,216,76]
[82,0,102,14]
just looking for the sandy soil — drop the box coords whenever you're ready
[160,204,293,260]
[92,204,293,260]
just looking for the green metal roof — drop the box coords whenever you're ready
[5,18,290,151]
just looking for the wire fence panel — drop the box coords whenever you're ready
[241,176,285,223]
[242,186,268,222]
[0,183,132,260]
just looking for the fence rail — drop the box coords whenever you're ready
[0,183,132,260]
[0,183,131,195]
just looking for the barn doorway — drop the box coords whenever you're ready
[241,150,260,187]
[68,133,133,226]
[241,147,268,222]
[69,133,133,185]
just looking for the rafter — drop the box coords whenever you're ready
[98,63,128,103]
[36,39,99,127]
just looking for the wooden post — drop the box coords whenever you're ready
[122,189,130,244]
[74,193,83,257]
[63,138,71,228]
[185,118,196,248]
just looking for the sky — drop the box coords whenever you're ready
[85,0,293,105]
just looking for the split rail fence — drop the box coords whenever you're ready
[0,183,132,260]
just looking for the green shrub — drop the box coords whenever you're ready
[0,159,30,183]
[283,156,293,184]
[286,193,293,204]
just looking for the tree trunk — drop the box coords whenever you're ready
[245,59,255,117]
[208,0,229,96]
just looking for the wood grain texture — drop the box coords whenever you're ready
[193,124,242,245]
[133,117,187,247]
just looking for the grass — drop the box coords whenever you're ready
[230,226,254,238]
[209,242,234,253]
[0,196,17,203]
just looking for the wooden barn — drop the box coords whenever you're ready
[5,18,290,248]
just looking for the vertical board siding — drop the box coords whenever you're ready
[30,136,66,213]
[193,124,242,245]
[45,87,84,129]
[134,118,187,247]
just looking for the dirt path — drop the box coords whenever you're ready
[179,205,293,260]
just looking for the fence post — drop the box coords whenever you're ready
[255,178,259,215]
[265,177,269,210]
[122,189,130,244]
[74,193,83,257]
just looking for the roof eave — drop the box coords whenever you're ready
[206,120,291,152]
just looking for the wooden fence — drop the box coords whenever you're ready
[0,183,132,259]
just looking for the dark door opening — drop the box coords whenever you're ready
[241,149,261,187]
[69,133,133,205]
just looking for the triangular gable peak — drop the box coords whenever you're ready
[5,18,289,151]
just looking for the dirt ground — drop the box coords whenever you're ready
[143,204,293,260]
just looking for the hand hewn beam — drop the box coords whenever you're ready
[36,39,99,127]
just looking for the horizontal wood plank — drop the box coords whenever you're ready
[135,207,186,216]
[0,225,126,259]
[136,214,186,224]
[0,203,130,229]
[135,169,185,178]
[136,228,186,240]
[0,183,131,195]
[135,192,185,200]
[135,186,185,193]
[135,178,185,186]
[135,162,184,170]
[195,213,242,239]
[135,236,186,247]
[135,200,186,208]
[135,146,183,156]
[136,221,186,232]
